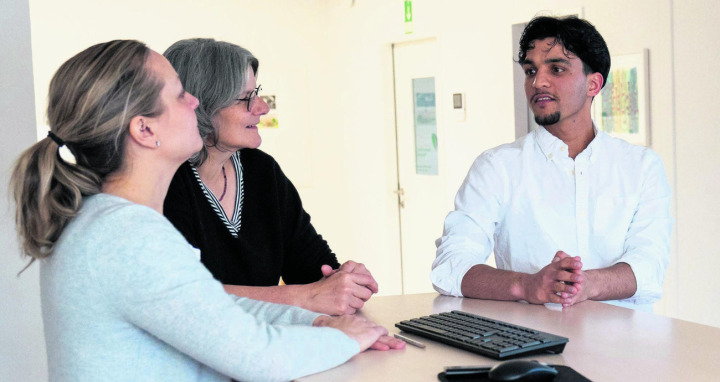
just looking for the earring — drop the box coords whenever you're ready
[155,141,160,147]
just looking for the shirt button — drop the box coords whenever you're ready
[548,153,553,159]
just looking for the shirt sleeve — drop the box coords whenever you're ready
[615,150,673,305]
[92,205,359,381]
[431,153,504,296]
[272,159,342,284]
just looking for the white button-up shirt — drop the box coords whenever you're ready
[431,127,673,309]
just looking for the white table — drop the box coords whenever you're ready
[299,293,720,381]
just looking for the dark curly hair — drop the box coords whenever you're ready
[519,16,610,89]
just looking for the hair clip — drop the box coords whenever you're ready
[58,145,77,165]
[47,131,77,165]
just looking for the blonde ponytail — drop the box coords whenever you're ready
[10,40,164,260]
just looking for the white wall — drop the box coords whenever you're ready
[672,0,720,328]
[0,0,47,380]
[3,0,720,378]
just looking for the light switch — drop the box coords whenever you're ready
[452,92,466,122]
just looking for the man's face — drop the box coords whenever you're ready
[521,37,598,127]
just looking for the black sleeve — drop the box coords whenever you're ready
[271,159,341,284]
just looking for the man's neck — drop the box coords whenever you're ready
[544,117,595,159]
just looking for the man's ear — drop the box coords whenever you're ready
[127,116,158,149]
[587,72,604,98]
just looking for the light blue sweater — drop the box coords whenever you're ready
[40,194,359,381]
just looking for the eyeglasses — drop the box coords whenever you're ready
[236,85,262,112]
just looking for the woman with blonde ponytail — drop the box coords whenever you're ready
[11,40,401,382]
[12,40,162,260]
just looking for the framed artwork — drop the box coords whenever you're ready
[592,50,650,146]
[259,95,279,128]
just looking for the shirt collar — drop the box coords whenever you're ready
[534,126,568,161]
[584,125,602,163]
[534,125,602,163]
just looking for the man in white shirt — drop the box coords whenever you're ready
[431,16,672,311]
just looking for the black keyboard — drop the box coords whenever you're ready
[395,310,568,359]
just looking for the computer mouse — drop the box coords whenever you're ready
[488,360,558,381]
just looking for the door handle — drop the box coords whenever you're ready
[393,188,406,208]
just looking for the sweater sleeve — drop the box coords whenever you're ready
[92,205,358,381]
[227,294,324,325]
[270,157,342,284]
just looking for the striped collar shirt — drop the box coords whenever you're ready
[191,151,245,238]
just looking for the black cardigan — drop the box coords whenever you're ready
[163,149,340,286]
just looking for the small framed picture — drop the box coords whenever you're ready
[259,95,278,128]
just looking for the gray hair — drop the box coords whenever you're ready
[164,38,259,166]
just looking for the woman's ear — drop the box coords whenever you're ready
[587,72,604,97]
[128,116,159,149]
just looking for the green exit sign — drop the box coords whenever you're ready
[404,1,413,34]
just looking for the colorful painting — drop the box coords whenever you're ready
[601,67,639,133]
[592,50,649,146]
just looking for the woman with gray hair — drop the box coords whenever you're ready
[163,38,379,316]
[12,39,402,381]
